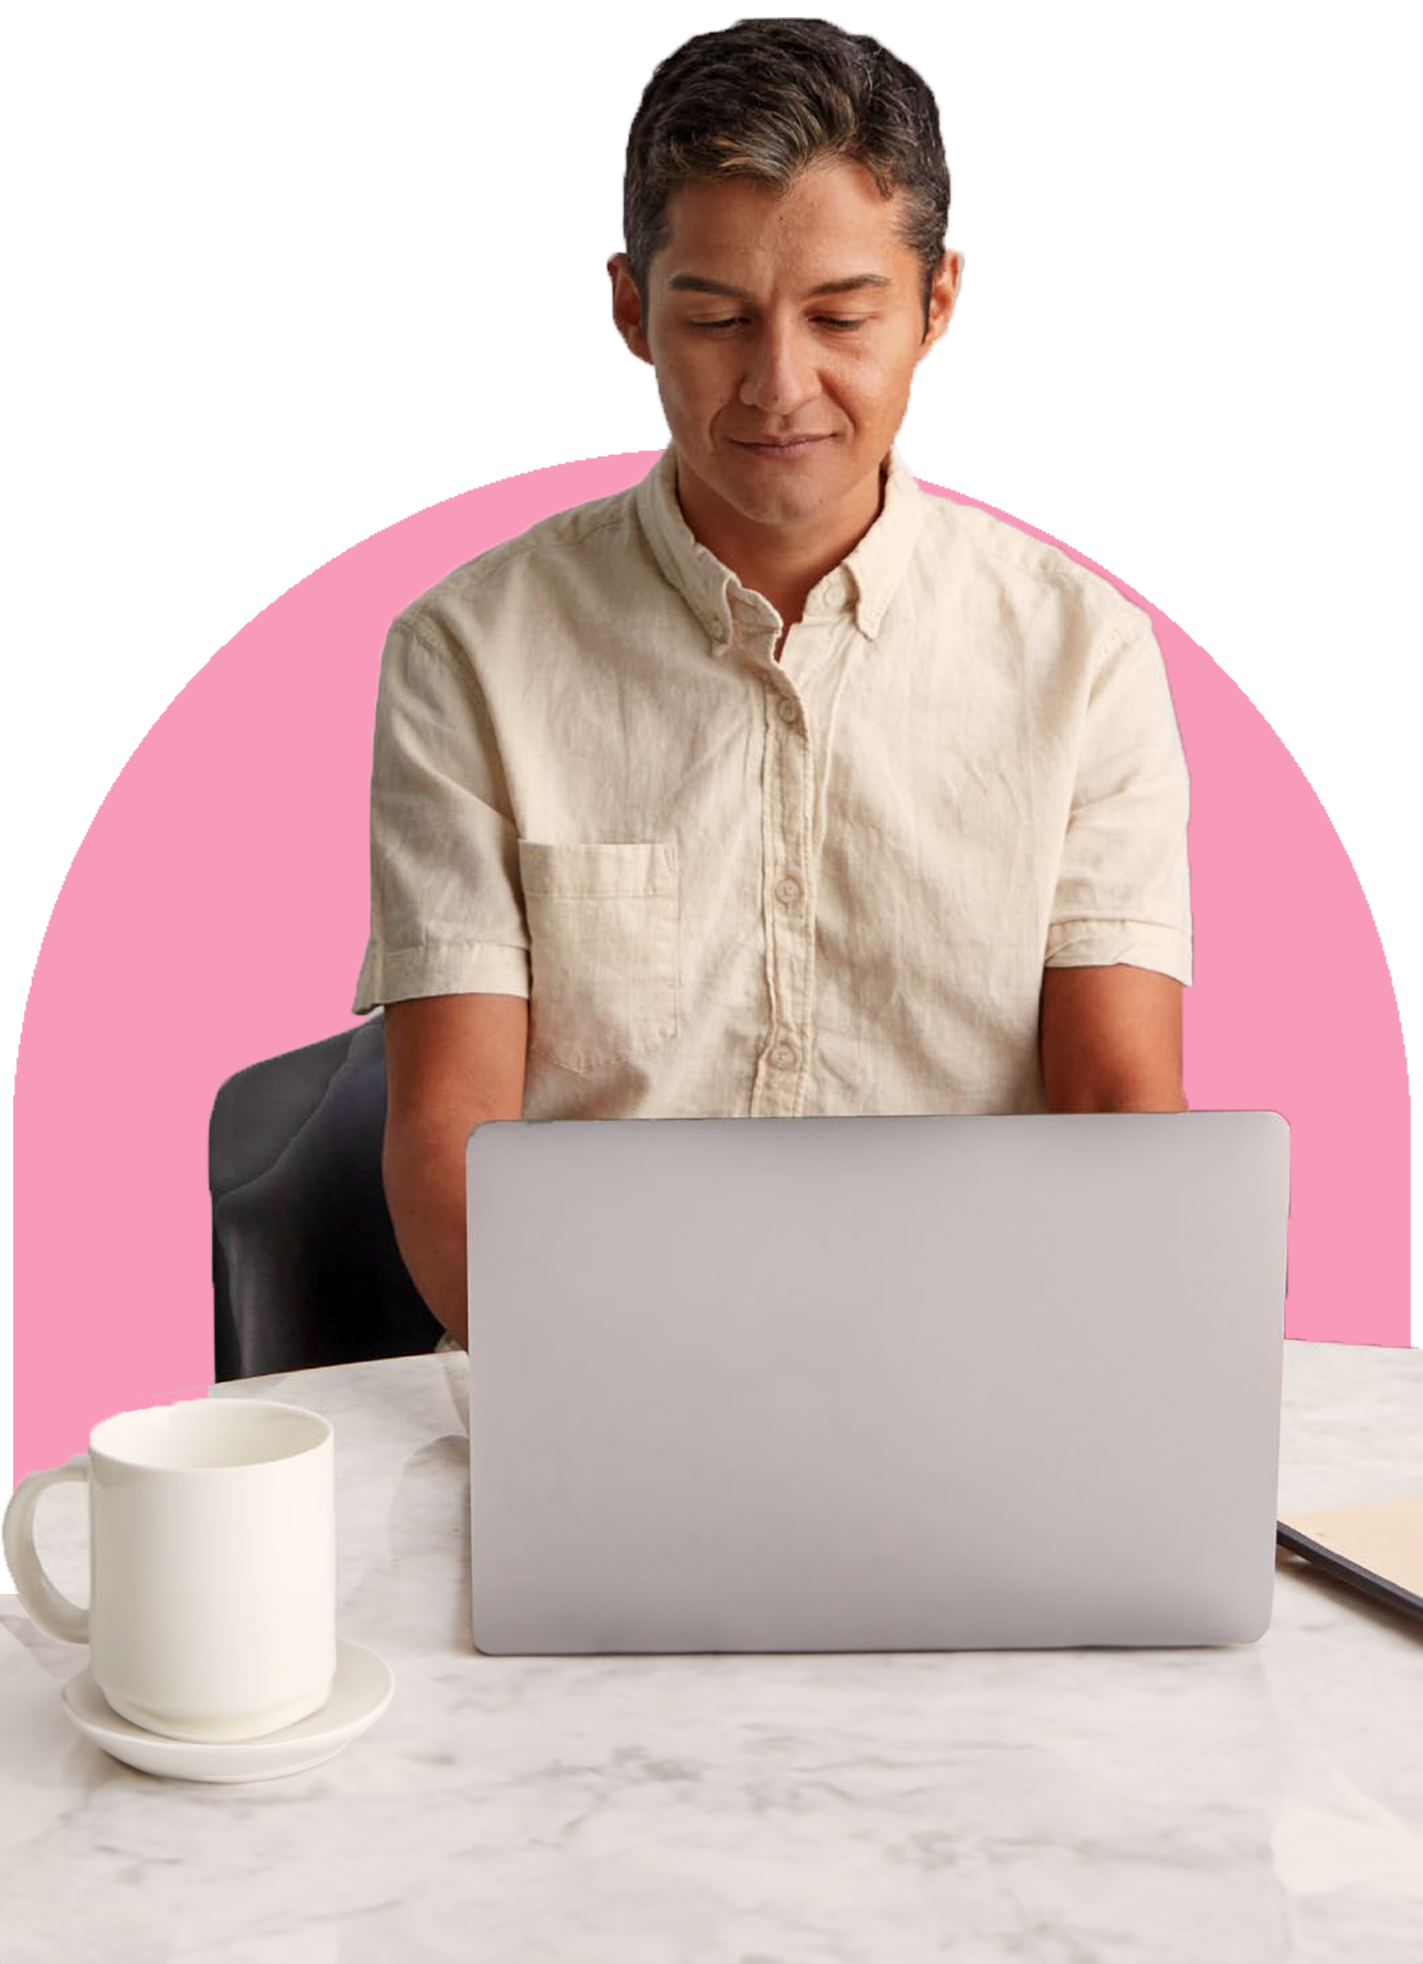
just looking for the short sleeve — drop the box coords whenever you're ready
[352,613,531,1015]
[1044,609,1193,986]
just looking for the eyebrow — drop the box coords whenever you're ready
[665,273,892,299]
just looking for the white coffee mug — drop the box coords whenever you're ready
[3,1398,336,1743]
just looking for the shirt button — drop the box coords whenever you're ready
[776,698,798,724]
[775,877,800,905]
[770,1042,798,1069]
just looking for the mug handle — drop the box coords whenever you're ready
[2,1454,91,1643]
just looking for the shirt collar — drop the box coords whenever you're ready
[634,439,927,654]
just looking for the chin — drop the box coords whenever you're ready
[676,431,863,527]
[719,479,831,526]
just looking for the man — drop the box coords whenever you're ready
[353,19,1192,1350]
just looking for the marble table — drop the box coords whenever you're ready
[2,1340,1421,1963]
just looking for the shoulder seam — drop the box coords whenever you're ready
[403,498,636,632]
[923,495,1144,619]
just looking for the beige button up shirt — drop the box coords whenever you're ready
[353,443,1192,1118]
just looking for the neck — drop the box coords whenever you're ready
[674,452,889,628]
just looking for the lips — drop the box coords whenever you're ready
[731,434,833,456]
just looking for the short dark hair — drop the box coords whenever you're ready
[623,18,951,335]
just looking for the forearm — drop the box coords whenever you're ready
[1044,1084,1188,1113]
[381,1117,476,1348]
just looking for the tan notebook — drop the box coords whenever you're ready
[1277,1497,1423,1620]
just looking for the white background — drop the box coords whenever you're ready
[4,3,1419,1580]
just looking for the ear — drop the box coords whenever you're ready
[916,248,963,360]
[608,253,654,365]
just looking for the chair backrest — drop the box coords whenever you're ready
[210,1014,441,1379]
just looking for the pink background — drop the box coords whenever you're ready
[13,452,1410,1482]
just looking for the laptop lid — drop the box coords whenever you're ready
[466,1110,1290,1654]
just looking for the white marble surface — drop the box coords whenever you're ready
[2,1339,1421,1963]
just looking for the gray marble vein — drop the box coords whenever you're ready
[2,1340,1420,1963]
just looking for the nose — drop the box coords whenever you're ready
[738,316,820,418]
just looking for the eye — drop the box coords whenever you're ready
[694,318,871,333]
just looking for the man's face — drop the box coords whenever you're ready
[610,159,959,541]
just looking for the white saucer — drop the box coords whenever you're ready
[60,1638,395,1783]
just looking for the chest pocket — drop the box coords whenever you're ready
[517,840,680,1074]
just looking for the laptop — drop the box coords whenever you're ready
[465,1110,1290,1654]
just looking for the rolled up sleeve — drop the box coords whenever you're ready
[352,612,531,1016]
[1044,610,1193,986]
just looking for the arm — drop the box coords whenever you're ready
[1038,963,1187,1113]
[381,992,529,1349]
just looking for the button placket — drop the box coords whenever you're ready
[753,671,814,1117]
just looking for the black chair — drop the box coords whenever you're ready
[210,1012,443,1380]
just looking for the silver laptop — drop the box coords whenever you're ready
[465,1111,1290,1654]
